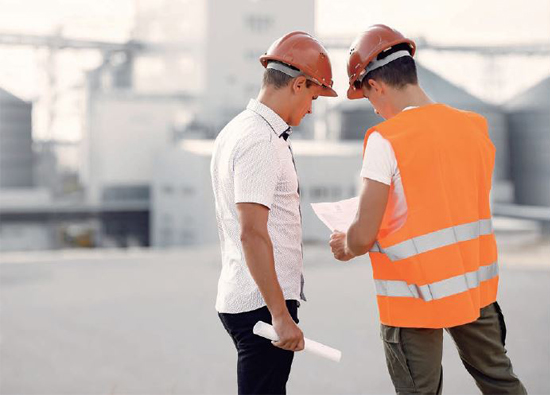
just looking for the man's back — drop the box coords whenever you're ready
[372,104,495,224]
[365,103,498,328]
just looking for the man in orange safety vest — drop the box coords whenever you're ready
[329,24,527,394]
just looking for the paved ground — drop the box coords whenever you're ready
[1,233,549,394]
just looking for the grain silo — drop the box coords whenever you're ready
[0,87,33,188]
[329,63,511,202]
[506,76,550,206]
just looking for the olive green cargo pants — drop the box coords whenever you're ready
[381,302,527,394]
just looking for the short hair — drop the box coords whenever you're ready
[263,61,315,89]
[362,43,418,90]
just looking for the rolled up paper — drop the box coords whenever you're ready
[253,321,342,363]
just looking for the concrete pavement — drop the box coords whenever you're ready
[1,238,549,394]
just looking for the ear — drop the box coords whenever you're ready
[368,78,383,94]
[291,75,307,94]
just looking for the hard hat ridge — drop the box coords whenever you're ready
[260,31,338,97]
[346,24,416,100]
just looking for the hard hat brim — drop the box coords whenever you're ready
[347,85,364,100]
[320,86,338,97]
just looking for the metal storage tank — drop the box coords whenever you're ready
[506,76,550,206]
[0,87,33,188]
[329,63,511,202]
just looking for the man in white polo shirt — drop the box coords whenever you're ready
[210,32,337,394]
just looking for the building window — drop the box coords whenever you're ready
[331,186,342,199]
[162,185,174,195]
[181,186,195,196]
[180,229,195,244]
[309,186,346,200]
[310,186,330,200]
[244,15,274,33]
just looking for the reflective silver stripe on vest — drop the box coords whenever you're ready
[370,219,493,262]
[374,261,499,302]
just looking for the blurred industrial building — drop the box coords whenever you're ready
[0,0,549,252]
[0,88,33,189]
[151,140,362,247]
[506,76,550,207]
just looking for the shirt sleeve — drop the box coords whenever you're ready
[233,137,279,209]
[360,131,397,185]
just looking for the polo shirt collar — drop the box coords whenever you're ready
[247,99,292,138]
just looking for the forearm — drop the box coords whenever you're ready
[347,220,375,257]
[346,178,388,257]
[241,231,288,318]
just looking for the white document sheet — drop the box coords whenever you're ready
[311,196,360,232]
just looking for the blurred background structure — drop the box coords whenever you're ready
[0,0,549,251]
[0,0,549,393]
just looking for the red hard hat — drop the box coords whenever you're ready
[347,24,416,100]
[260,31,338,97]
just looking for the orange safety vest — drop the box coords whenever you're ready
[363,103,498,328]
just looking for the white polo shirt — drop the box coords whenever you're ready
[210,99,305,314]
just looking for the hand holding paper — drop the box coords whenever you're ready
[329,230,355,261]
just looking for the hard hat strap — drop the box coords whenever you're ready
[266,61,322,87]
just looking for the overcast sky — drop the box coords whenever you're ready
[317,0,550,44]
[0,0,548,42]
[0,0,548,140]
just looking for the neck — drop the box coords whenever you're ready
[257,87,291,124]
[389,84,434,116]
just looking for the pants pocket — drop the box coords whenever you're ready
[492,301,507,346]
[381,325,416,391]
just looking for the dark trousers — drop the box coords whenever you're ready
[219,300,299,395]
[381,302,527,394]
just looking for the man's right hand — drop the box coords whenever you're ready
[271,313,304,352]
[330,231,355,261]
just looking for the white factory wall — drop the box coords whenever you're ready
[133,0,208,94]
[81,91,188,205]
[151,140,363,248]
[151,141,218,247]
[203,0,315,128]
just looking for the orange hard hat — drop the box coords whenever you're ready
[347,24,416,100]
[260,31,338,97]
